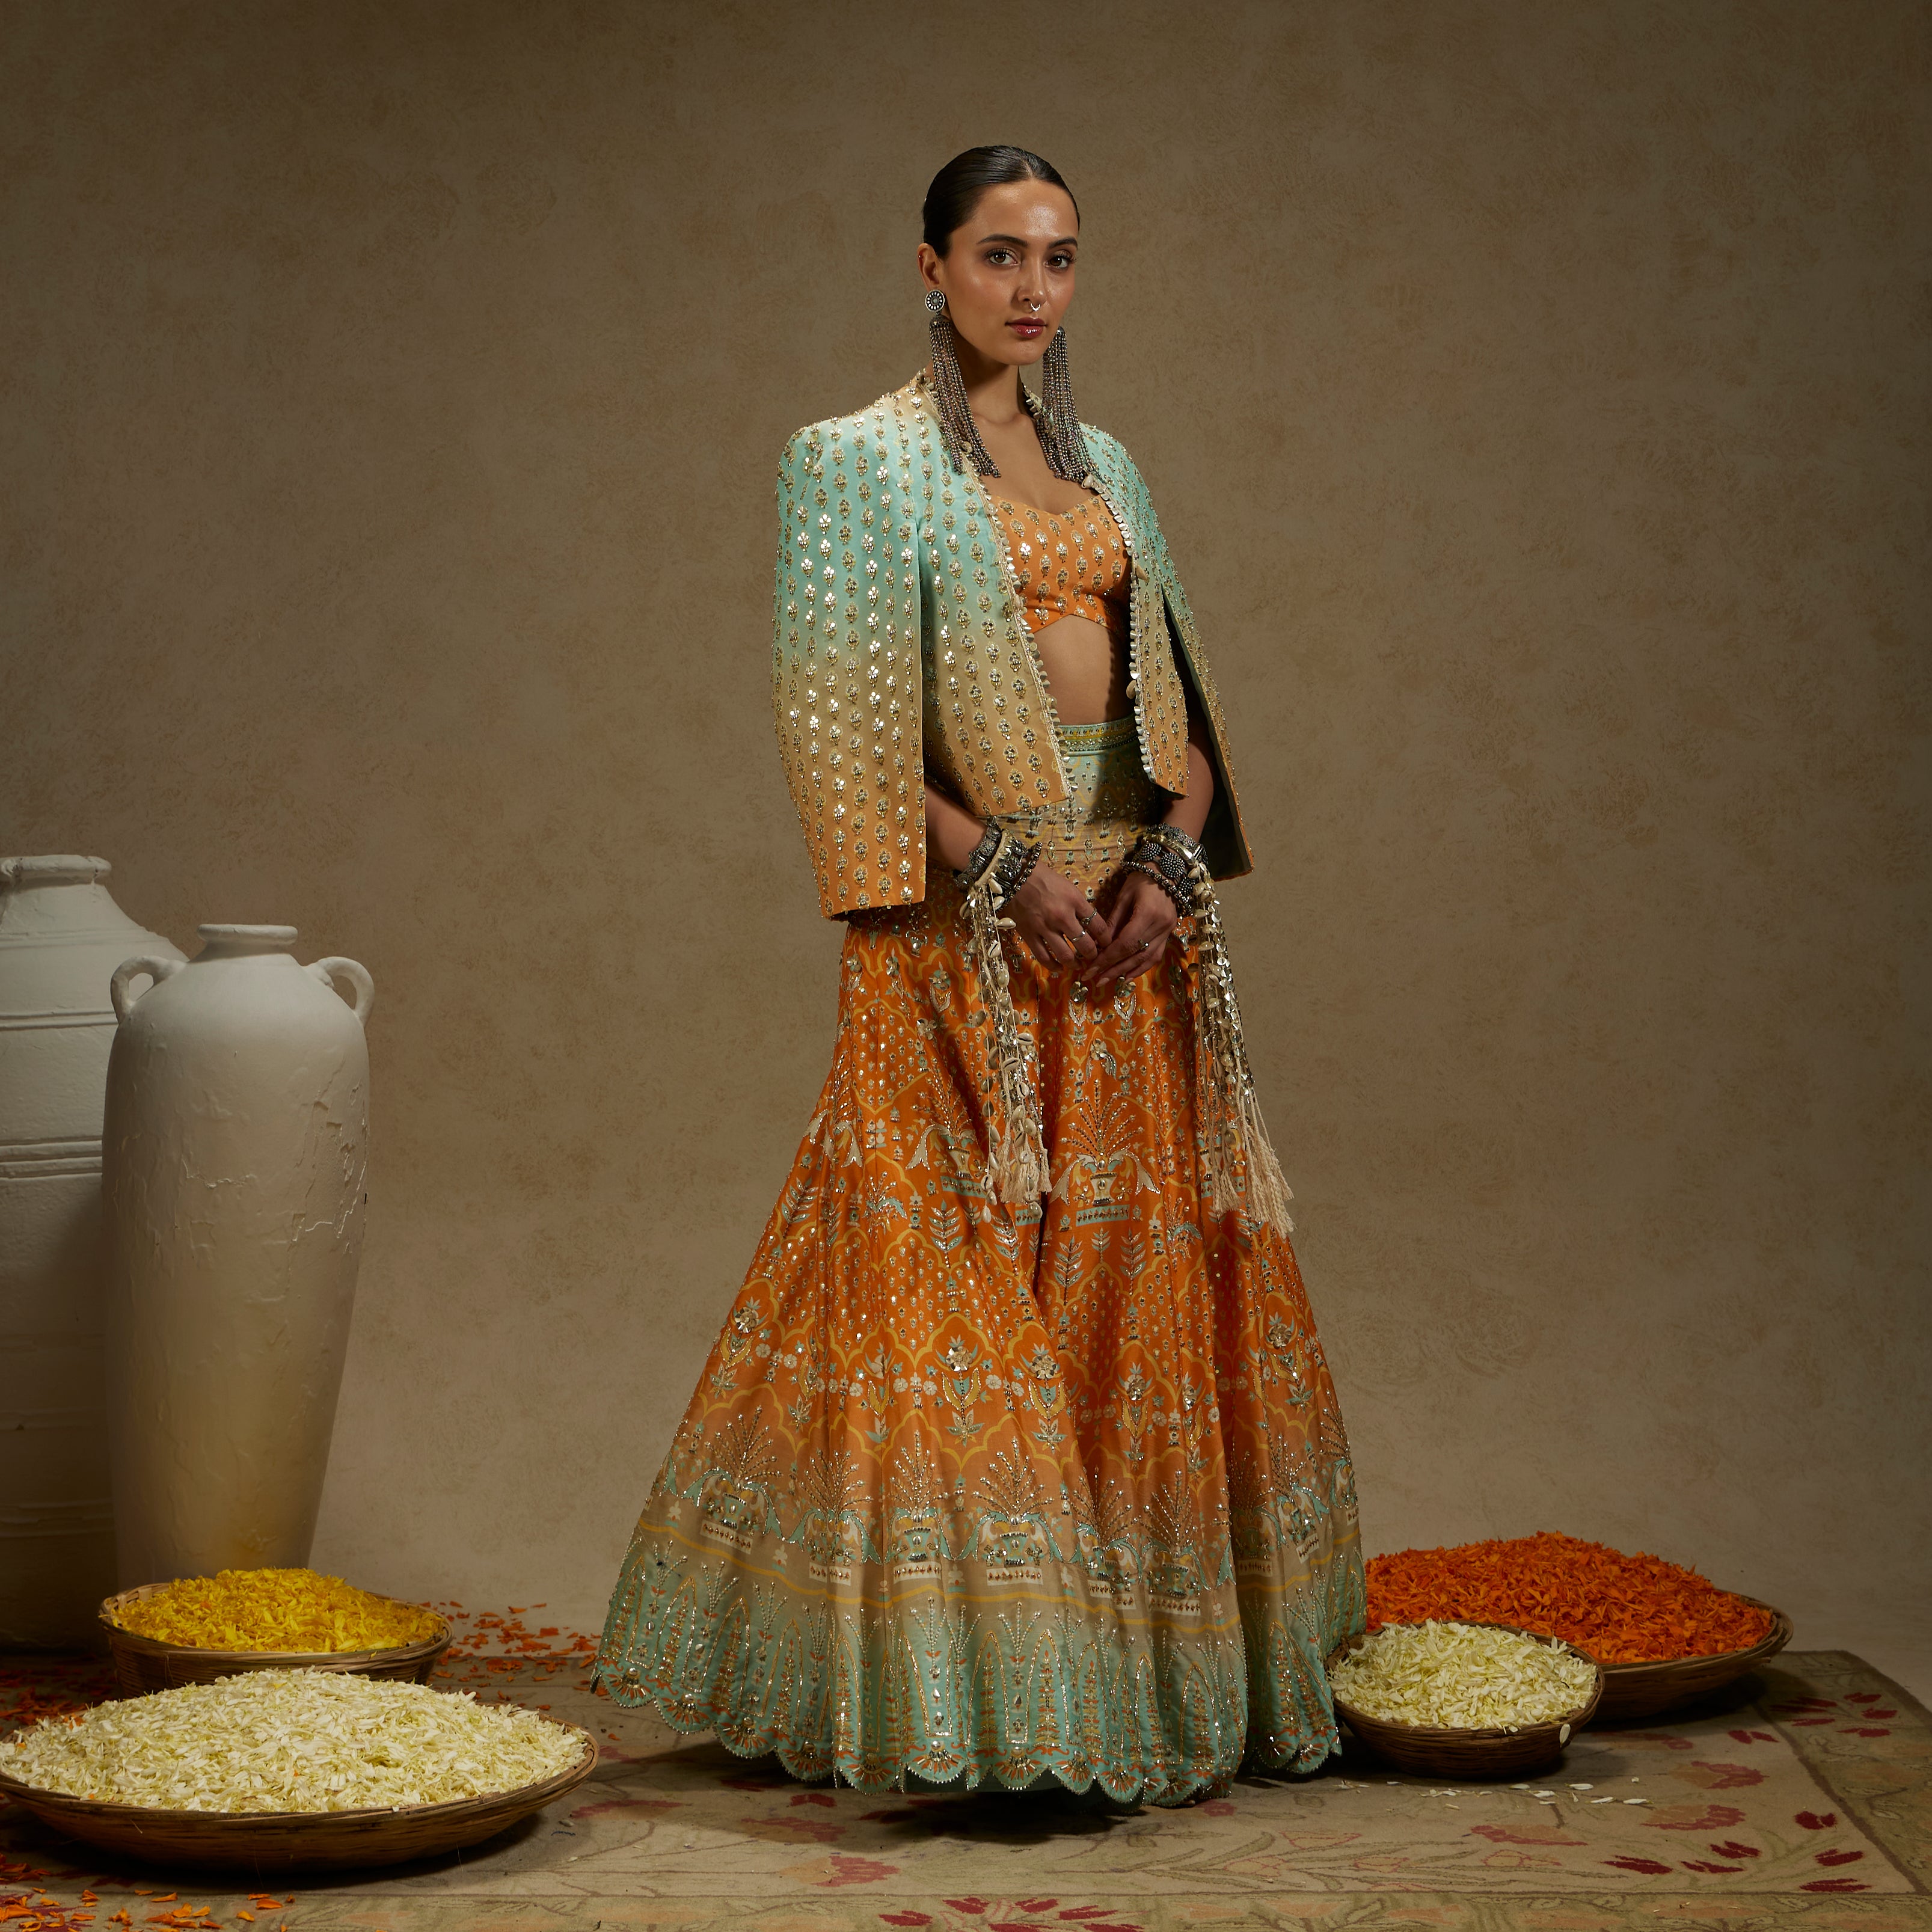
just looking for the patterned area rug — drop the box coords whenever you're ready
[2,1649,1927,1930]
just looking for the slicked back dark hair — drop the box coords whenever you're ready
[921,146,1079,256]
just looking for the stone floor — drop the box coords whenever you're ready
[2,1646,1928,1931]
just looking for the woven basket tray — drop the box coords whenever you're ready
[0,1724,596,1872]
[1326,1622,1604,1779]
[100,1584,451,1699]
[1592,1596,1793,1724]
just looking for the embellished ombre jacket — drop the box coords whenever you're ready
[772,373,1253,918]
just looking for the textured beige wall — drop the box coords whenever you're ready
[5,2,1927,1668]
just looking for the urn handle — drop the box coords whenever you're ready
[110,954,185,1023]
[307,955,375,1024]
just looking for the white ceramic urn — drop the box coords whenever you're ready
[0,857,185,1645]
[103,924,374,1586]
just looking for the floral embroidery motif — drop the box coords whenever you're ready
[598,729,1363,1801]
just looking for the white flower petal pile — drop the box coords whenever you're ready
[1330,1621,1596,1731]
[3,1668,583,1814]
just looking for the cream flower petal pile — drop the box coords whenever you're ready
[1330,1621,1596,1731]
[4,1669,581,1813]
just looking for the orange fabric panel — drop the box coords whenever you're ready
[990,491,1130,637]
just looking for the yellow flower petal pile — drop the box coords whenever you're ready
[1329,1619,1597,1731]
[112,1568,439,1653]
[4,1670,583,1813]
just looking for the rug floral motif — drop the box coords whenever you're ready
[1,1648,1926,1930]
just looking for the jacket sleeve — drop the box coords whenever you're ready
[771,418,928,917]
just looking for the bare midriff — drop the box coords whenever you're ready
[1032,613,1130,725]
[987,491,1132,726]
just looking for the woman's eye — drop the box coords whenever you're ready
[1049,253,1075,269]
[985,249,1013,266]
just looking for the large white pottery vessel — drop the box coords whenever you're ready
[0,857,185,1645]
[103,924,373,1586]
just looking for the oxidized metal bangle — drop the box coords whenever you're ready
[1125,835,1198,913]
[1122,856,1191,918]
[992,836,1041,903]
[952,823,1002,892]
[1142,823,1204,865]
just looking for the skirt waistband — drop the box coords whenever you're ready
[1058,714,1137,756]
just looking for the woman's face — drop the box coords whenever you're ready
[918,180,1079,371]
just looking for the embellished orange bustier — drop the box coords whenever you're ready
[989,491,1129,637]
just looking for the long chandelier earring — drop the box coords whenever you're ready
[925,289,998,479]
[1034,324,1094,483]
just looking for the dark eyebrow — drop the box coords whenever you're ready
[977,232,1079,249]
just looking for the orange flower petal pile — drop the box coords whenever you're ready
[1367,1530,1774,1664]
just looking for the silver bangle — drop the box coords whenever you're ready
[952,824,1002,892]
[1124,833,1200,914]
[1122,856,1191,918]
[1142,823,1204,865]
[992,835,1040,902]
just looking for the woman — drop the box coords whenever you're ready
[596,147,1364,1803]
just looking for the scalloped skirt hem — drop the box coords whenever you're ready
[590,1661,1337,1805]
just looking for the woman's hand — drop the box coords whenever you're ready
[1082,869,1180,988]
[1007,860,1112,970]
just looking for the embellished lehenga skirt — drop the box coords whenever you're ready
[597,717,1365,1802]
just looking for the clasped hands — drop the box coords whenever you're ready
[1006,855,1178,987]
